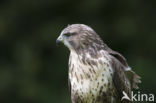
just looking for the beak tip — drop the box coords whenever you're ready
[56,39,60,44]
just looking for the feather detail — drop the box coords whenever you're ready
[125,70,141,89]
[107,48,141,90]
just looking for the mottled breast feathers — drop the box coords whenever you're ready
[57,24,141,103]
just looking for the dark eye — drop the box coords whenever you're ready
[64,32,76,37]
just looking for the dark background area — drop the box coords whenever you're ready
[0,0,156,103]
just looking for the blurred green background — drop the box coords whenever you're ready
[0,0,156,103]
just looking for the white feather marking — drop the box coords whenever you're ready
[125,67,131,71]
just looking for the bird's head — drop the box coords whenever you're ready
[56,24,104,52]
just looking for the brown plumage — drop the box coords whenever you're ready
[56,24,141,103]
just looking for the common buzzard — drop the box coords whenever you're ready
[56,24,141,103]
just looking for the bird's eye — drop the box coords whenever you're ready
[64,32,76,37]
[64,33,72,37]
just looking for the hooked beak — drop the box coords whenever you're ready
[56,35,63,44]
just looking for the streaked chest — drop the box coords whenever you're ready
[68,50,115,102]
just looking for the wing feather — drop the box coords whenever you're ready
[110,55,132,100]
[107,48,141,89]
[106,48,141,102]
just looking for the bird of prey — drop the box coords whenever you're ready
[56,24,141,103]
